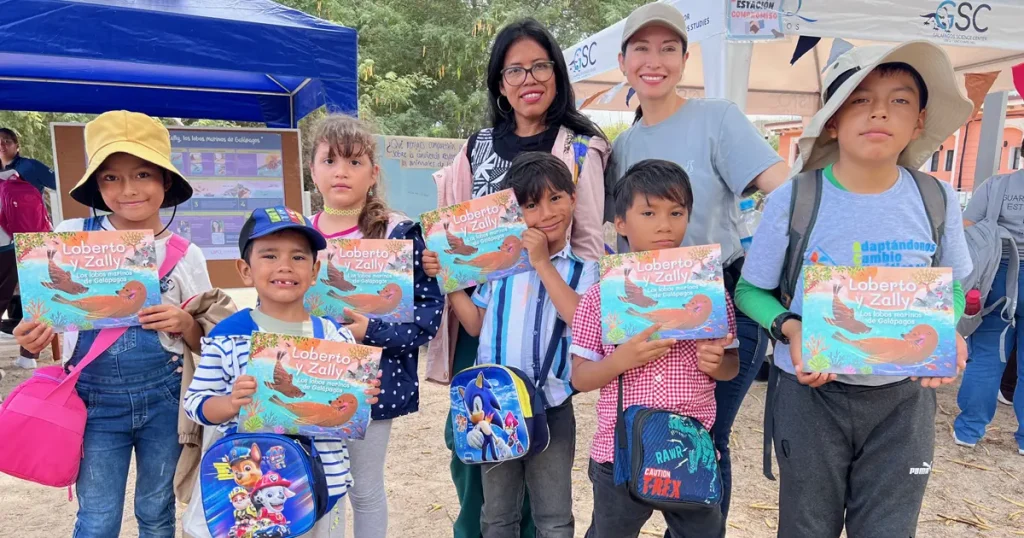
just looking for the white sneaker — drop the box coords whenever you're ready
[14,356,37,369]
[998,389,1013,406]
[954,433,976,448]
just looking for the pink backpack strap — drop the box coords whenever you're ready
[56,233,192,390]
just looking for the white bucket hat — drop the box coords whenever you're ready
[795,41,973,174]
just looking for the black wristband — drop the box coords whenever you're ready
[770,312,801,344]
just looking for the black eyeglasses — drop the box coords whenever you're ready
[502,61,556,87]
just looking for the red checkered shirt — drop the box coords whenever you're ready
[569,285,737,464]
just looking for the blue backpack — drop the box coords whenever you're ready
[200,313,343,538]
[613,377,722,511]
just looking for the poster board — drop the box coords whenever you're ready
[51,124,304,288]
[376,135,463,220]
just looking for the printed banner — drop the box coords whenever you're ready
[14,231,159,332]
[727,0,783,39]
[600,245,729,344]
[801,266,956,376]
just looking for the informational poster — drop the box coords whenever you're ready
[376,136,463,220]
[161,130,286,260]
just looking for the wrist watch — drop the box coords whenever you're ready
[770,312,801,344]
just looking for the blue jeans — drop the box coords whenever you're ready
[712,312,768,519]
[70,326,183,538]
[955,261,1024,450]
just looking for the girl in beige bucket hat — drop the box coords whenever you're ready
[14,110,212,537]
[735,41,974,537]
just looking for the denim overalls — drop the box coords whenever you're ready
[69,217,183,538]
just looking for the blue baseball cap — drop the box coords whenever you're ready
[238,206,327,258]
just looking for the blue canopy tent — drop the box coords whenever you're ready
[0,0,358,127]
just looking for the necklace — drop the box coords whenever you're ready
[323,206,363,216]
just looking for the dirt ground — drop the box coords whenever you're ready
[1,330,1023,536]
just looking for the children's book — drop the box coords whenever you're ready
[420,189,531,293]
[13,231,160,332]
[801,266,956,376]
[305,238,414,323]
[600,245,729,344]
[239,332,382,440]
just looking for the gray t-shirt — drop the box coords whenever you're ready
[742,168,972,386]
[608,99,782,265]
[963,172,1024,258]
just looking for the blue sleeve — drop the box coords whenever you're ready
[713,102,783,197]
[362,223,445,349]
[16,158,56,190]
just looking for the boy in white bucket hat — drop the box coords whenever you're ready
[735,41,973,537]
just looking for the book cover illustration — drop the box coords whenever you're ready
[14,231,160,332]
[599,245,729,344]
[305,238,414,323]
[239,332,382,440]
[801,266,956,377]
[420,189,530,293]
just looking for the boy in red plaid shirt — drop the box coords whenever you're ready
[570,159,738,538]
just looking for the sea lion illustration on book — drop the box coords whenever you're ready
[264,350,305,398]
[443,222,478,256]
[833,324,939,365]
[42,248,89,295]
[619,268,656,308]
[824,284,870,334]
[327,282,403,315]
[53,280,147,319]
[269,393,360,428]
[452,235,523,274]
[626,294,713,331]
[320,252,356,292]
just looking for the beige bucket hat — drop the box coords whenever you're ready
[796,41,973,174]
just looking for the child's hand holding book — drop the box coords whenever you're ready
[422,250,440,280]
[912,333,968,389]
[13,320,54,355]
[787,320,838,388]
[611,324,677,371]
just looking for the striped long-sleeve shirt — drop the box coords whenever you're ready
[183,309,353,499]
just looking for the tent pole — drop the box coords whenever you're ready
[699,34,753,112]
[974,91,1009,190]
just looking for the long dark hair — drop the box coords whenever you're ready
[487,19,605,140]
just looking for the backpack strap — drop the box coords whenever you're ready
[57,231,192,390]
[764,169,823,481]
[83,216,103,231]
[907,169,947,268]
[534,260,584,404]
[779,170,823,307]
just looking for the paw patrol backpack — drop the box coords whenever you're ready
[449,261,582,464]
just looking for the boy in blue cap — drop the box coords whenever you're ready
[184,206,380,537]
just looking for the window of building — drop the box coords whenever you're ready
[945,150,954,172]
[930,151,940,172]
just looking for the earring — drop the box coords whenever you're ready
[496,96,512,113]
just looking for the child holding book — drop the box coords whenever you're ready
[423,152,599,538]
[306,114,444,538]
[570,159,737,538]
[14,110,212,537]
[737,42,972,537]
[183,206,381,537]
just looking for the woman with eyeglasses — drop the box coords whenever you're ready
[428,17,609,538]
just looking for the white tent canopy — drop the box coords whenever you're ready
[564,0,1024,117]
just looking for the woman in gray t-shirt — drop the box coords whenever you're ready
[606,3,790,521]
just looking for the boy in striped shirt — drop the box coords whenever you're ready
[184,206,379,536]
[424,152,599,538]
